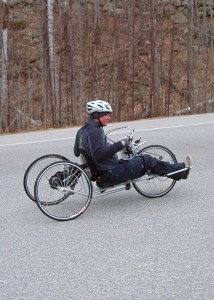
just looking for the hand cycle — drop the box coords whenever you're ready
[23,127,178,221]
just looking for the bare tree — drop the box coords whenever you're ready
[47,0,60,125]
[150,0,161,117]
[187,0,196,114]
[0,0,8,132]
[0,0,214,133]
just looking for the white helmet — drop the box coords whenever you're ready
[87,100,112,114]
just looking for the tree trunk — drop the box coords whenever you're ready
[0,0,8,132]
[187,0,196,114]
[47,0,60,126]
[150,0,160,117]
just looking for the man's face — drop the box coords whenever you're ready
[99,114,111,126]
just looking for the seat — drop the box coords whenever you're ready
[79,149,101,181]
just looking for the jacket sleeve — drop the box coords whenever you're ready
[88,127,123,161]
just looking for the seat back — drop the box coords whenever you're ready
[79,149,100,181]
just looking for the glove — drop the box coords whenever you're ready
[121,139,130,149]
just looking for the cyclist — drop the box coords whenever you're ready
[74,100,192,188]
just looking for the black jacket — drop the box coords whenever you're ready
[74,117,123,171]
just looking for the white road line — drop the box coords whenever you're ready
[0,137,73,147]
[0,121,213,147]
[109,121,214,135]
[133,121,214,133]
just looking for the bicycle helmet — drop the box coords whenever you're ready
[87,100,112,115]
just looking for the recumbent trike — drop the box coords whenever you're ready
[23,127,187,221]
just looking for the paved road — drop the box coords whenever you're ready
[0,113,214,300]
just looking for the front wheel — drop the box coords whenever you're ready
[34,161,93,221]
[133,145,177,198]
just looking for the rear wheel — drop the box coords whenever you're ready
[23,154,68,202]
[133,145,177,198]
[34,161,92,221]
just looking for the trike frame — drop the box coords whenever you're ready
[24,144,182,221]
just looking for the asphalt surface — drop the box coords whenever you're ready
[0,113,214,300]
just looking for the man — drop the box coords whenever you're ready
[74,100,192,187]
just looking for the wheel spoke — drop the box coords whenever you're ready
[34,161,92,221]
[133,145,177,198]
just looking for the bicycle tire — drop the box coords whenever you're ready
[23,154,69,202]
[133,145,177,198]
[34,161,92,221]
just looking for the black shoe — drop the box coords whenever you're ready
[96,180,114,189]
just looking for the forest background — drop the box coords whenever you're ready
[0,0,214,133]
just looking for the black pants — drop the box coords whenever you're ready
[100,155,186,184]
